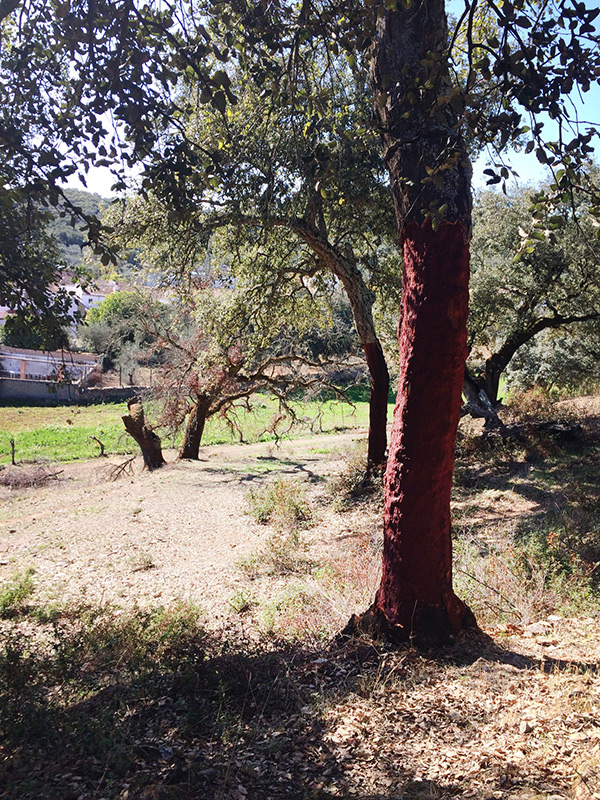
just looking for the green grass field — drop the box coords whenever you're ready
[0,394,389,465]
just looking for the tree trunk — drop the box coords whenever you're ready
[481,357,503,407]
[348,0,477,644]
[375,221,475,641]
[293,221,390,471]
[178,394,211,460]
[334,254,390,473]
[122,398,165,470]
[363,339,389,472]
[462,368,505,430]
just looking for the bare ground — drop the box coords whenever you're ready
[0,431,375,622]
[1,416,600,800]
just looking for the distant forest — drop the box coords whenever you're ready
[48,190,142,279]
[46,189,105,268]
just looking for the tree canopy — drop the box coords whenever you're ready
[469,182,600,405]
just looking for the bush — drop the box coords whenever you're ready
[328,442,383,510]
[503,387,559,422]
[0,569,35,618]
[246,478,311,532]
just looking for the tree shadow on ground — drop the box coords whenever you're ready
[199,458,327,485]
[430,626,599,674]
[452,432,600,542]
[1,601,597,800]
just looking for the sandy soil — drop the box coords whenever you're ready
[0,431,373,621]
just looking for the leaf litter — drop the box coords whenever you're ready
[1,422,600,799]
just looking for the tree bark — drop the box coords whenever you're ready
[178,394,211,460]
[333,256,390,472]
[348,0,477,644]
[375,221,475,641]
[122,398,165,471]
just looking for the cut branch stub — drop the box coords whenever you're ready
[122,398,165,471]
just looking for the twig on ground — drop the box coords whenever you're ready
[102,457,136,482]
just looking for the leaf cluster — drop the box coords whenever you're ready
[469,183,600,383]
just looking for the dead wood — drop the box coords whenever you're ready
[101,456,137,482]
[121,398,165,471]
[0,466,64,489]
[90,435,107,457]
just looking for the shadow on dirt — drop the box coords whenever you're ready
[1,600,597,800]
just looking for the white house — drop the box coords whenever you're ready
[62,279,119,319]
[0,345,98,383]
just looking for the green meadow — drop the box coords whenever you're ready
[0,393,390,465]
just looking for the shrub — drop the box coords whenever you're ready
[0,569,35,618]
[328,442,383,510]
[246,478,311,532]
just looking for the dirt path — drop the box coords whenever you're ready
[0,430,369,620]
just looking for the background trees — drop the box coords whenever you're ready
[469,184,600,405]
[81,290,162,383]
[2,0,599,645]
[108,195,358,460]
[0,198,74,349]
[134,49,401,471]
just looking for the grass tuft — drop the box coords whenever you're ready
[0,568,36,618]
[246,477,311,532]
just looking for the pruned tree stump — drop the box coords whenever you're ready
[122,398,165,471]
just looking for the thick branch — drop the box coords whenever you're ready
[488,310,600,381]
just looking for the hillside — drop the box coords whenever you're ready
[45,189,106,267]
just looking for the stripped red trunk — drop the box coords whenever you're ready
[374,221,474,640]
[345,0,478,644]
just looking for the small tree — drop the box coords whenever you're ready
[148,276,349,461]
[81,290,165,381]
[468,185,600,406]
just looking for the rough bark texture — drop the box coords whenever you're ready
[122,398,165,471]
[373,221,475,642]
[335,259,390,473]
[348,0,478,644]
[178,394,211,460]
[462,369,505,430]
[371,0,472,232]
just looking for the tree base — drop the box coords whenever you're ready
[341,597,478,648]
[122,398,165,471]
